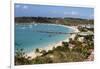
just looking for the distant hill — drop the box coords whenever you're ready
[15,17,94,25]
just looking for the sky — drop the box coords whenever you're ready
[15,3,94,19]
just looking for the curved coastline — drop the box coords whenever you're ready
[24,23,79,59]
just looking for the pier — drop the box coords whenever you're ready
[32,30,93,35]
[33,30,77,34]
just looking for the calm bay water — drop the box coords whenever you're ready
[15,23,74,53]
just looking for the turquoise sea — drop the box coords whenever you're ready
[15,23,74,53]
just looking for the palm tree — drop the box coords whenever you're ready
[35,48,40,53]
[40,50,47,55]
[62,42,68,47]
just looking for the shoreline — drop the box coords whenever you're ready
[24,23,79,59]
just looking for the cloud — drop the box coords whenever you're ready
[63,11,79,17]
[23,5,28,9]
[63,11,79,16]
[16,5,20,8]
[71,11,78,15]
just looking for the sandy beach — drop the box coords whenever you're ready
[25,24,79,59]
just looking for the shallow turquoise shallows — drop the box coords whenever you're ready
[15,23,74,53]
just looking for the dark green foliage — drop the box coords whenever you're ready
[40,50,47,56]
[15,49,32,65]
[35,48,39,53]
[15,17,94,26]
[78,26,88,32]
[62,42,68,47]
[48,50,53,54]
[32,57,53,64]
